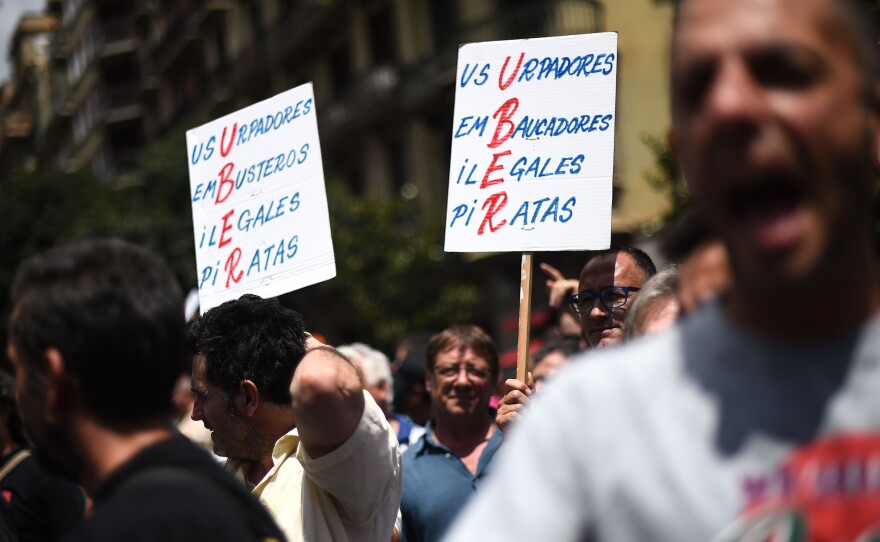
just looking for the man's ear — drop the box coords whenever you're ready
[424,374,432,394]
[239,380,260,417]
[43,348,68,412]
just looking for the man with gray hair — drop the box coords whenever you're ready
[338,343,424,451]
[622,265,681,340]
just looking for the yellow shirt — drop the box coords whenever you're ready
[228,392,402,542]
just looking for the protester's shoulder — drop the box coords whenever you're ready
[340,390,397,453]
[75,470,277,542]
[76,437,283,542]
[557,325,686,399]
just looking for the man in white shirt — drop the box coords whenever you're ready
[189,294,402,541]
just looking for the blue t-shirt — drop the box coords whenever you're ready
[401,420,502,542]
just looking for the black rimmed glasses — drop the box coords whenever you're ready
[568,286,641,314]
[433,364,492,382]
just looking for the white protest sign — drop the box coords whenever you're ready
[445,33,617,252]
[186,82,335,312]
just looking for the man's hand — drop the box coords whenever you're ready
[678,241,730,315]
[540,263,579,309]
[496,378,533,433]
[291,346,365,458]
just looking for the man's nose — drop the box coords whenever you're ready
[589,298,609,319]
[191,398,204,422]
[454,366,471,386]
[704,60,765,140]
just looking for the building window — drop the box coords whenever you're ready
[429,1,457,50]
[67,26,96,86]
[330,44,352,100]
[368,4,397,66]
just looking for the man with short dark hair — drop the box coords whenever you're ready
[495,338,578,434]
[6,239,284,541]
[400,325,501,542]
[188,295,402,542]
[445,0,880,539]
[570,246,656,348]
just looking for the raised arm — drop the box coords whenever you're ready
[291,346,365,458]
[540,262,579,308]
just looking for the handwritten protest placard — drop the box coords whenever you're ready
[186,83,335,313]
[445,33,618,252]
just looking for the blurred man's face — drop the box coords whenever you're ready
[672,0,878,290]
[579,253,646,348]
[191,355,252,459]
[427,345,496,419]
[531,351,569,392]
[5,340,78,481]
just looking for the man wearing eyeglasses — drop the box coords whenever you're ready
[571,247,657,349]
[496,247,656,434]
[400,325,501,542]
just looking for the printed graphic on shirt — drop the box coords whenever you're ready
[714,434,880,542]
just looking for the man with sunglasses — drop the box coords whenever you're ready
[571,247,657,349]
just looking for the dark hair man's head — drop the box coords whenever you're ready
[425,325,499,421]
[530,338,578,392]
[187,294,306,458]
[670,0,880,331]
[7,239,185,477]
[573,246,657,348]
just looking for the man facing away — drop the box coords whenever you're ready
[446,0,880,539]
[400,325,502,542]
[188,294,402,542]
[6,239,285,541]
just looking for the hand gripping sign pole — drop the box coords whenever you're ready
[444,33,618,387]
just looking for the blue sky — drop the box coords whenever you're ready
[0,0,45,82]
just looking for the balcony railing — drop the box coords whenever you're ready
[143,0,205,76]
[263,0,343,67]
[99,82,143,123]
[98,17,139,56]
[322,64,400,136]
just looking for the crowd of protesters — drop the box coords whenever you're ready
[4,0,880,539]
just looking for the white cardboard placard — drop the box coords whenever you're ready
[186,83,335,313]
[445,33,617,252]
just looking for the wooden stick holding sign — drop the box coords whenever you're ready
[444,33,618,386]
[516,252,533,383]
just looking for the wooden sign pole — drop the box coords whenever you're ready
[516,252,533,383]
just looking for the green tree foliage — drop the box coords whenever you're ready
[642,132,688,223]
[296,181,479,346]
[1,123,479,352]
[0,165,196,363]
